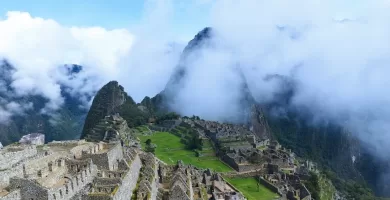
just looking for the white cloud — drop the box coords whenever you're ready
[158,0,390,161]
[0,2,184,121]
[0,11,134,109]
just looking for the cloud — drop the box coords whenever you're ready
[161,0,390,159]
[0,11,133,113]
[0,1,184,121]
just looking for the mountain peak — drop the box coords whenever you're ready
[183,27,213,53]
[80,81,128,139]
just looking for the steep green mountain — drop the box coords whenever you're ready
[0,60,88,145]
[80,81,150,140]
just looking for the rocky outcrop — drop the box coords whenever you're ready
[251,105,271,140]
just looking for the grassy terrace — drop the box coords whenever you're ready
[224,177,280,200]
[138,132,232,172]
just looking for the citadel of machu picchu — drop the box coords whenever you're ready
[0,110,321,200]
[0,81,335,200]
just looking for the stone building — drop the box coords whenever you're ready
[84,114,132,143]
[261,173,312,200]
[0,139,141,200]
[19,133,45,145]
[157,161,245,200]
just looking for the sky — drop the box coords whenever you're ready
[0,0,212,41]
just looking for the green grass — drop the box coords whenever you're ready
[318,175,336,200]
[138,132,232,172]
[135,125,149,133]
[225,177,280,200]
[257,145,267,150]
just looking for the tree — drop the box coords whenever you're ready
[145,139,152,146]
[145,143,157,154]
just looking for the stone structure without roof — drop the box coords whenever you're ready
[0,114,245,200]
[157,160,244,200]
[0,135,142,200]
[177,117,312,200]
[19,133,45,145]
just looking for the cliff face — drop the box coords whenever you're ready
[250,105,272,140]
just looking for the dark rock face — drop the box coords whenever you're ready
[250,105,271,140]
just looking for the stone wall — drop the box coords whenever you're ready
[9,178,48,200]
[0,145,37,170]
[150,162,159,200]
[237,164,264,172]
[258,177,281,194]
[83,152,109,170]
[26,157,66,180]
[48,163,97,200]
[221,170,264,179]
[149,125,169,132]
[112,155,141,200]
[82,143,123,171]
[106,144,123,171]
[221,155,239,171]
[0,165,24,189]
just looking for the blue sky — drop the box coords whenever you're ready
[0,0,212,39]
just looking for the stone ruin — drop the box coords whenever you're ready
[157,161,244,200]
[0,141,244,200]
[149,119,182,132]
[0,138,142,200]
[0,112,315,200]
[261,173,312,200]
[178,118,311,200]
[0,113,244,200]
[184,118,296,174]
[84,114,133,143]
[19,133,45,145]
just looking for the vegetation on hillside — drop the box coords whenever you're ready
[155,112,180,124]
[266,108,377,199]
[81,81,151,139]
[138,131,231,172]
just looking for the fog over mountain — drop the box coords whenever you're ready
[0,1,184,121]
[1,0,390,169]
